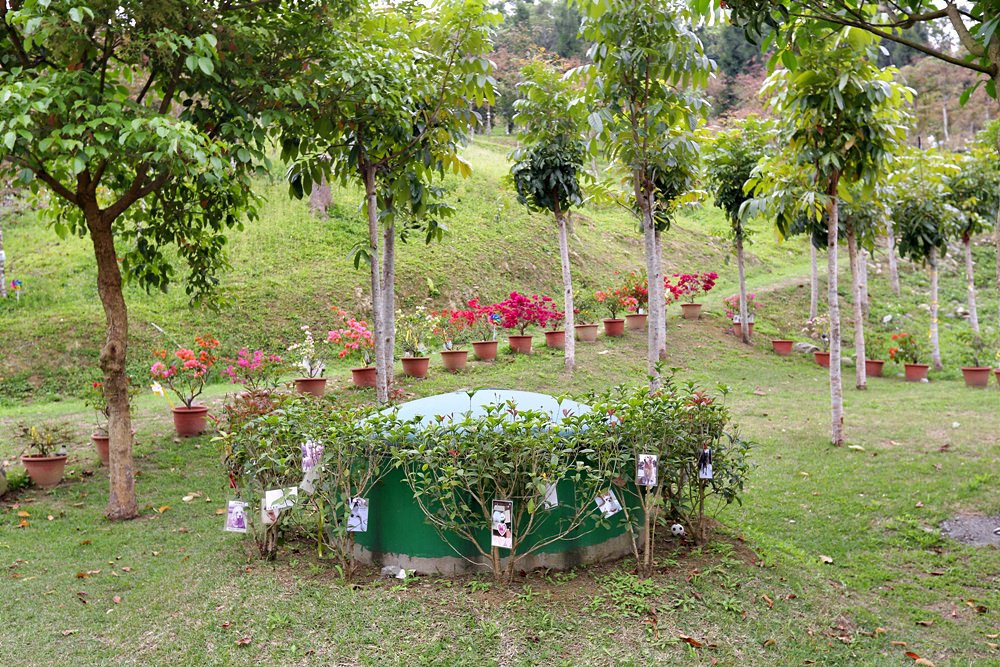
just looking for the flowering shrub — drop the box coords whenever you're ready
[723,293,763,320]
[619,270,649,311]
[495,292,562,335]
[467,298,502,341]
[670,272,718,304]
[573,294,599,324]
[83,374,143,433]
[801,315,830,351]
[396,307,438,357]
[221,348,285,393]
[150,335,219,407]
[433,309,475,349]
[327,308,375,367]
[888,332,924,365]
[595,289,629,319]
[288,325,326,378]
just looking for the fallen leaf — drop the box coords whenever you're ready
[62,630,77,636]
[762,594,774,609]
[762,638,776,647]
[847,445,865,451]
[915,501,924,508]
[178,527,189,534]
[891,641,908,647]
[914,660,935,666]
[16,520,29,528]
[799,471,810,477]
[121,567,131,573]
[113,596,122,604]
[47,515,54,521]
[156,506,170,514]
[215,508,227,515]
[235,637,252,646]
[16,511,30,518]
[786,593,797,600]
[819,555,833,564]
[221,621,231,629]
[986,634,998,639]
[928,571,945,576]
[679,635,703,648]
[874,627,886,637]
[915,620,934,627]
[80,540,91,546]
[905,652,921,660]
[75,572,90,579]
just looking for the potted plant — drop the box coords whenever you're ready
[495,292,560,353]
[16,423,72,488]
[328,308,376,387]
[287,325,327,395]
[83,376,140,466]
[221,348,286,396]
[671,271,718,320]
[435,308,475,371]
[396,307,436,378]
[724,293,761,338]
[619,270,649,330]
[573,295,600,342]
[956,330,996,388]
[801,315,831,367]
[468,298,502,361]
[770,338,795,356]
[150,335,219,436]
[864,333,886,378]
[888,332,928,381]
[543,307,567,349]
[595,289,626,337]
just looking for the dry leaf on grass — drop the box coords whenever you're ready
[679,635,703,648]
[819,555,834,564]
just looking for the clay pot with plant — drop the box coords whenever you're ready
[328,307,377,388]
[956,330,996,388]
[16,423,73,488]
[288,325,327,396]
[467,298,502,360]
[670,271,718,320]
[802,315,831,367]
[150,335,220,436]
[434,308,475,370]
[83,375,141,466]
[572,294,600,342]
[494,292,561,353]
[595,289,627,337]
[396,307,437,378]
[888,332,928,382]
[724,293,761,339]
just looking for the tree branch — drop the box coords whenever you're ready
[944,1,987,59]
[12,155,80,205]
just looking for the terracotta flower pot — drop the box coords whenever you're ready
[960,366,992,388]
[351,367,377,387]
[904,363,929,382]
[731,321,754,337]
[814,351,831,368]
[995,369,1000,387]
[865,359,885,378]
[771,340,794,356]
[294,377,327,396]
[625,313,648,331]
[92,433,110,466]
[680,303,702,320]
[172,405,210,437]
[21,454,68,488]
[603,318,625,337]
[401,356,430,379]
[544,330,566,349]
[508,335,534,354]
[575,324,598,342]
[440,349,469,372]
[472,340,499,361]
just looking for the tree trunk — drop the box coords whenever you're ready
[736,231,750,343]
[859,248,870,320]
[809,242,818,320]
[85,207,137,520]
[363,165,388,404]
[929,246,942,371]
[0,224,7,299]
[847,225,867,390]
[995,198,1000,331]
[826,173,844,447]
[654,226,666,358]
[381,220,396,388]
[638,178,663,388]
[885,218,901,296]
[555,204,575,373]
[963,234,980,334]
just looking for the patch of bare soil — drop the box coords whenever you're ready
[940,514,1000,546]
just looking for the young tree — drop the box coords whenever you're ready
[891,149,961,371]
[510,57,588,372]
[703,115,774,344]
[0,1,333,519]
[575,0,713,386]
[757,28,910,446]
[284,0,498,405]
[840,189,883,389]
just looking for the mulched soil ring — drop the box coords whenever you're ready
[940,514,1000,546]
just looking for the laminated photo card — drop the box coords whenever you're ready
[224,500,248,533]
[636,453,658,487]
[261,487,298,526]
[542,482,558,510]
[594,489,622,518]
[347,497,369,533]
[300,440,324,495]
[698,445,713,480]
[491,499,513,549]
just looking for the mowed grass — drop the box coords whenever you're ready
[1,312,998,666]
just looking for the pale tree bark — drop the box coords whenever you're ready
[363,164,388,404]
[885,217,901,296]
[826,173,845,447]
[859,248,870,320]
[809,242,818,320]
[637,179,664,388]
[929,246,942,371]
[847,225,867,390]
[963,234,980,334]
[0,224,7,299]
[84,203,137,519]
[994,200,1000,331]
[381,219,396,388]
[554,202,575,373]
[736,231,750,343]
[654,226,666,357]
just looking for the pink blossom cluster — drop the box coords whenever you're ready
[494,292,563,335]
[222,348,284,391]
[667,272,719,304]
[723,293,763,319]
[149,336,219,407]
[328,308,375,367]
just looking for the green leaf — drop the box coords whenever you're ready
[780,50,797,71]
[197,57,214,76]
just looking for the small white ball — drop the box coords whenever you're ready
[670,523,685,537]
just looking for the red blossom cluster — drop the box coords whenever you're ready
[667,272,718,304]
[433,308,476,349]
[328,307,375,367]
[493,292,563,335]
[150,335,219,407]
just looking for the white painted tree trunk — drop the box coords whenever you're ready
[847,225,867,390]
[638,179,663,388]
[363,166,389,404]
[859,248,870,320]
[809,242,818,320]
[736,232,750,343]
[556,207,575,373]
[885,218,901,296]
[826,175,844,447]
[381,220,396,388]
[995,200,1000,331]
[654,226,666,358]
[963,235,980,334]
[0,224,7,299]
[929,246,942,371]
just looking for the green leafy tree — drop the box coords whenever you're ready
[575,0,713,387]
[703,115,774,343]
[753,28,911,445]
[510,56,588,372]
[284,0,498,404]
[0,0,336,519]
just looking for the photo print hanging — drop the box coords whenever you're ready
[698,445,713,480]
[594,489,623,518]
[347,497,369,533]
[636,453,658,487]
[491,499,513,549]
[224,500,248,533]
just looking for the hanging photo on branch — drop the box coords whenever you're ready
[542,482,558,510]
[491,499,513,549]
[347,497,369,533]
[264,487,298,510]
[594,489,622,518]
[224,500,248,533]
[698,445,713,480]
[299,440,324,494]
[636,453,658,487]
